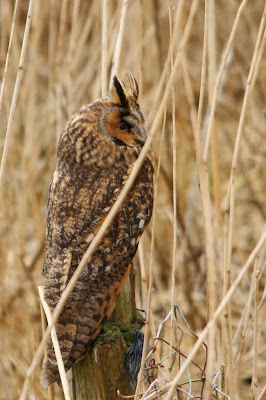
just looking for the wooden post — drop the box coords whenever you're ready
[67,270,141,400]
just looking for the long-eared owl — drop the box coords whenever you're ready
[41,72,154,387]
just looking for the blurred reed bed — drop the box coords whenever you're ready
[0,1,265,399]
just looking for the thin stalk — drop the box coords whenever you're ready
[192,0,217,397]
[258,384,266,400]
[0,0,19,120]
[207,0,222,227]
[225,7,266,211]
[225,176,235,398]
[133,143,158,397]
[134,106,167,397]
[248,16,266,100]
[40,295,54,400]
[55,0,68,82]
[138,240,157,343]
[109,0,129,88]
[48,0,57,138]
[0,0,34,192]
[55,0,68,137]
[138,0,143,96]
[138,241,148,311]
[101,0,108,96]
[203,0,249,161]
[181,55,197,135]
[251,271,259,399]
[168,1,177,378]
[0,361,9,400]
[233,261,258,380]
[38,287,71,400]
[67,0,81,116]
[222,190,229,393]
[148,0,184,122]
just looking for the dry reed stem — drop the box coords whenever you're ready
[139,242,157,343]
[149,0,199,143]
[101,0,108,96]
[257,288,265,357]
[192,0,217,397]
[222,198,229,392]
[67,0,81,67]
[109,0,129,88]
[72,4,95,75]
[134,104,167,398]
[207,0,216,96]
[138,242,148,310]
[40,292,54,400]
[203,0,249,162]
[249,18,266,99]
[139,1,202,400]
[38,286,71,400]
[134,2,200,396]
[148,56,169,121]
[181,55,197,134]
[218,14,266,392]
[134,169,156,397]
[233,261,257,380]
[142,383,172,400]
[233,248,265,374]
[258,384,266,400]
[48,0,56,133]
[137,0,143,96]
[56,0,68,81]
[0,0,34,192]
[168,2,177,377]
[141,379,159,400]
[0,0,19,120]
[207,0,222,226]
[0,361,9,400]
[163,227,266,400]
[149,0,184,123]
[225,4,266,211]
[225,176,235,398]
[251,271,259,398]
[219,5,266,398]
[210,118,222,224]
[66,0,81,116]
[55,0,68,136]
[137,241,158,348]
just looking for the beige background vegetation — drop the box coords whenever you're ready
[0,0,265,399]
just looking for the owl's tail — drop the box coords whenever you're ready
[40,309,78,387]
[40,356,61,388]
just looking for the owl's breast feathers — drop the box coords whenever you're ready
[41,73,154,388]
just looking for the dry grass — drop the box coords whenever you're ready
[0,1,265,399]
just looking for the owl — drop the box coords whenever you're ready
[41,72,154,387]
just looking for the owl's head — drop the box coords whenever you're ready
[100,72,148,148]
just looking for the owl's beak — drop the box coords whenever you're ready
[132,126,148,142]
[123,115,148,142]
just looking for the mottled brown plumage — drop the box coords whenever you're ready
[41,72,154,387]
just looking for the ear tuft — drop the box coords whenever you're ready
[110,76,128,107]
[126,71,139,103]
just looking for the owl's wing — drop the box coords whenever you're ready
[43,163,128,304]
[42,251,78,364]
[42,163,130,386]
[41,307,78,387]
